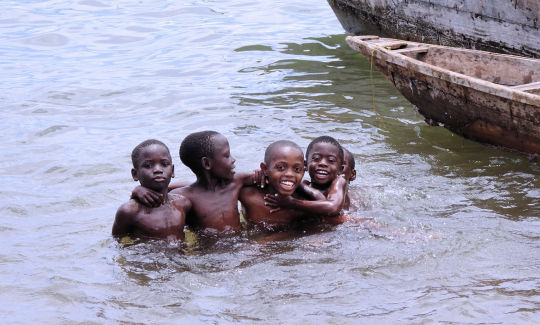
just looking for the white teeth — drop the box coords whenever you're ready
[316,170,328,175]
[281,180,294,186]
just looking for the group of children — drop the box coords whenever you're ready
[112,131,357,242]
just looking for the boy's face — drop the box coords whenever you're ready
[307,142,343,186]
[261,146,305,195]
[262,146,305,196]
[209,134,236,180]
[342,152,356,182]
[132,144,174,191]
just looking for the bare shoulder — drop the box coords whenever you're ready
[334,175,348,188]
[240,184,260,197]
[116,199,141,217]
[169,193,192,210]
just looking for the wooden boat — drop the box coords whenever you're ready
[346,35,540,155]
[329,0,540,58]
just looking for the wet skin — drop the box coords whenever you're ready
[112,144,191,241]
[240,144,307,229]
[171,134,254,233]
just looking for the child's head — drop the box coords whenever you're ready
[342,148,357,183]
[179,131,236,180]
[131,139,174,191]
[305,136,344,187]
[261,140,305,196]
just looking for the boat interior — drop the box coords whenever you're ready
[356,36,540,95]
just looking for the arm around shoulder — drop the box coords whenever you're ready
[289,177,347,216]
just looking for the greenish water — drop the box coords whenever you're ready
[0,0,538,323]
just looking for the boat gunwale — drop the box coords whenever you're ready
[345,36,540,107]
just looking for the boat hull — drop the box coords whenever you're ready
[346,36,540,155]
[330,0,540,58]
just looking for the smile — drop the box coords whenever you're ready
[280,180,295,187]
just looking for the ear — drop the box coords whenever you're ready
[304,160,307,168]
[171,164,175,178]
[131,168,138,181]
[350,169,357,182]
[201,156,212,171]
[339,163,345,173]
[260,162,268,175]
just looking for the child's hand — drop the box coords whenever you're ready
[264,193,295,213]
[252,169,267,188]
[131,185,163,207]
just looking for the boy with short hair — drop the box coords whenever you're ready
[239,140,312,230]
[112,139,191,241]
[264,136,348,221]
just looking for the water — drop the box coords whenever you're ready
[1,0,538,323]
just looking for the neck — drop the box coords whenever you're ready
[196,172,226,191]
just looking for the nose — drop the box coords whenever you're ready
[153,164,163,173]
[231,156,236,164]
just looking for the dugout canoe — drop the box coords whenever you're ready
[329,0,540,58]
[346,35,540,155]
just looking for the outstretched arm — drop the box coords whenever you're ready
[265,177,347,216]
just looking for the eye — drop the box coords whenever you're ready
[294,166,302,173]
[276,165,285,171]
[162,160,171,167]
[142,162,152,168]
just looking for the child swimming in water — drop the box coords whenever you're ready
[239,140,318,230]
[112,139,191,241]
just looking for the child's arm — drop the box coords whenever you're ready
[265,177,347,216]
[236,169,266,188]
[296,182,326,201]
[131,185,163,207]
[112,201,137,237]
[168,180,191,191]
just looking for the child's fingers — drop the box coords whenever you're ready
[269,207,281,213]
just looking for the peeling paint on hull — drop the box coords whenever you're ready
[330,0,540,58]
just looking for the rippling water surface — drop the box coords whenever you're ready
[1,0,539,323]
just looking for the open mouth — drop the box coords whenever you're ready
[279,180,295,191]
[315,169,329,177]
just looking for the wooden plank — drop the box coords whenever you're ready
[511,81,540,92]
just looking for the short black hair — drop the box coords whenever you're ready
[179,130,220,174]
[343,148,355,169]
[306,136,344,163]
[264,140,303,165]
[131,139,170,167]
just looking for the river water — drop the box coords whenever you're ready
[1,0,538,323]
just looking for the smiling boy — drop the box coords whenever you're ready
[112,139,191,241]
[239,140,310,230]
